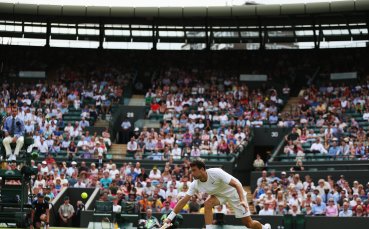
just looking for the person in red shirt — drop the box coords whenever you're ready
[352,198,366,213]
[45,154,56,165]
[148,101,160,118]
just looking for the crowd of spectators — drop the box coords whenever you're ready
[0,79,121,161]
[254,170,369,217]
[134,69,289,160]
[277,81,369,161]
[4,157,234,226]
[2,46,369,227]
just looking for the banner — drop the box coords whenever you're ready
[240,74,267,81]
[330,72,357,80]
[19,71,46,78]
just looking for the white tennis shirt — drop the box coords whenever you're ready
[186,168,242,198]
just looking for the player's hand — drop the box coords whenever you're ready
[12,136,17,143]
[160,219,172,229]
[240,201,249,212]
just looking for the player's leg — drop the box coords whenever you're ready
[203,195,220,227]
[230,192,271,229]
[241,216,264,229]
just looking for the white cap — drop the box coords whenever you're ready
[71,161,77,165]
[42,161,47,165]
[134,127,139,131]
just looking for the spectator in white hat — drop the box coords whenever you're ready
[40,161,49,174]
[66,161,78,178]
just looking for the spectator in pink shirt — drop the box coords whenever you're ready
[325,198,338,216]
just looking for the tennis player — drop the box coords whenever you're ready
[162,159,271,229]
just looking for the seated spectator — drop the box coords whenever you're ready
[160,201,173,214]
[253,154,265,170]
[149,166,162,180]
[257,171,270,188]
[147,101,160,118]
[312,197,326,216]
[127,137,138,155]
[354,205,365,217]
[328,139,340,157]
[309,138,328,154]
[290,159,305,172]
[339,201,353,217]
[325,198,338,216]
[140,208,160,228]
[258,202,274,215]
[188,195,201,213]
[352,198,366,214]
[285,127,300,142]
[275,203,287,215]
[289,204,301,216]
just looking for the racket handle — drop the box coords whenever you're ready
[160,222,172,229]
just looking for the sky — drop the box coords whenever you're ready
[0,0,349,7]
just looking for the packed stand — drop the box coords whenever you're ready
[3,158,236,226]
[279,81,369,161]
[0,75,127,162]
[254,170,369,217]
[135,70,289,160]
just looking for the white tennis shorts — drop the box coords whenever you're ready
[216,191,251,218]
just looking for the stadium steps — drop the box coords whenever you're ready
[281,96,300,113]
[244,186,255,214]
[128,94,145,106]
[94,119,109,128]
[111,143,127,160]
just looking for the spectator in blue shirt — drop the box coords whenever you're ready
[339,202,353,217]
[149,150,163,161]
[100,171,113,189]
[127,167,139,183]
[269,112,279,124]
[3,107,25,161]
[328,141,340,157]
[312,197,327,215]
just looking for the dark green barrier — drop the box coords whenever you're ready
[80,208,369,228]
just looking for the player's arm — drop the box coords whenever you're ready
[45,208,50,224]
[163,194,191,224]
[173,194,191,214]
[229,178,246,203]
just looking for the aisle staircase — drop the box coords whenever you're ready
[94,119,109,128]
[281,96,300,113]
[111,143,126,160]
[128,94,145,106]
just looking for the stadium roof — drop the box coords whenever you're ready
[0,1,368,21]
[0,0,368,49]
